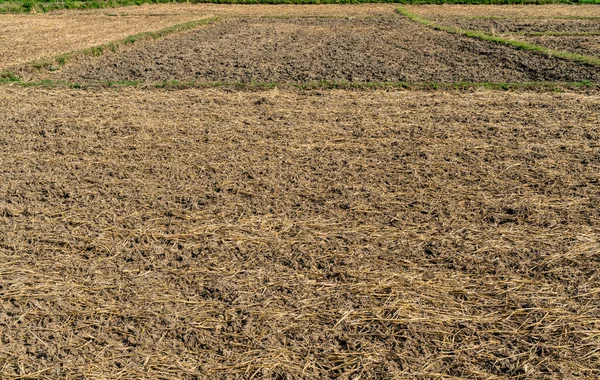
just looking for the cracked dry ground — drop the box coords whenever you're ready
[1,87,599,378]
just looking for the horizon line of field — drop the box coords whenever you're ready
[2,0,600,15]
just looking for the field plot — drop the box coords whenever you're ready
[406,5,600,18]
[2,2,600,379]
[52,17,600,84]
[423,17,600,34]
[1,87,600,378]
[111,3,396,17]
[407,4,600,60]
[0,4,395,71]
[521,35,600,58]
[0,12,209,70]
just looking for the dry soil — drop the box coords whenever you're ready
[521,34,600,58]
[54,17,600,84]
[1,87,599,379]
[426,16,600,34]
[406,4,600,18]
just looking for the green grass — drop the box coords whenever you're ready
[2,0,600,14]
[519,31,600,36]
[397,7,600,67]
[0,16,219,79]
[459,15,600,20]
[1,77,598,92]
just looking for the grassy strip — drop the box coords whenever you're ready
[0,16,219,79]
[1,78,598,92]
[519,31,600,36]
[397,7,600,67]
[459,15,600,20]
[2,0,599,14]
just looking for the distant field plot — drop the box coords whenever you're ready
[407,4,600,18]
[521,34,600,58]
[0,11,212,69]
[52,17,600,83]
[113,3,396,17]
[425,16,600,34]
[405,4,600,64]
[1,87,599,378]
[0,4,395,70]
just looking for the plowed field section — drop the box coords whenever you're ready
[521,35,600,59]
[406,4,600,18]
[426,17,600,34]
[55,17,600,83]
[1,88,599,378]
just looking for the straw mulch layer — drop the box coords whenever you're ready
[0,4,396,70]
[104,3,396,17]
[0,13,212,70]
[53,17,600,84]
[0,87,599,379]
[406,4,600,18]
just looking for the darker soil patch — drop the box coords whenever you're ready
[431,16,600,34]
[54,17,600,83]
[522,34,600,58]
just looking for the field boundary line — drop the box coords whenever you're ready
[1,79,599,92]
[0,15,220,81]
[517,31,600,36]
[397,7,600,67]
[457,15,600,20]
[3,0,600,15]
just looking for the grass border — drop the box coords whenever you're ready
[3,0,600,14]
[397,7,600,66]
[518,31,600,36]
[0,15,220,79]
[1,78,598,92]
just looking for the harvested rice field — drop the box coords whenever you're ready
[414,15,600,59]
[0,12,210,69]
[0,4,395,70]
[1,3,600,380]
[405,4,600,18]
[109,3,396,17]
[1,87,600,379]
[406,4,600,60]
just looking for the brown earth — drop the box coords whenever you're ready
[427,16,600,34]
[0,4,395,70]
[1,87,599,379]
[53,17,600,84]
[407,4,600,18]
[103,3,397,17]
[520,35,600,58]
